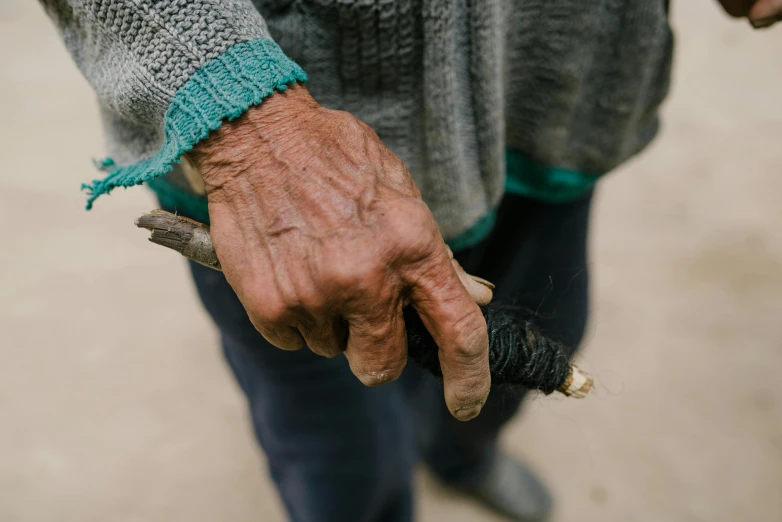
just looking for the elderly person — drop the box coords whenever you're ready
[40,1,779,521]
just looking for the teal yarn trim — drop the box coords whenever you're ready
[445,149,602,252]
[445,207,498,253]
[504,148,602,202]
[82,38,308,209]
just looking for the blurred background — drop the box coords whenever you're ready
[1,1,781,521]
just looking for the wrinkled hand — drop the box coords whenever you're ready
[719,0,782,27]
[188,84,490,420]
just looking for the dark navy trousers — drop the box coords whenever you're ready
[187,191,592,522]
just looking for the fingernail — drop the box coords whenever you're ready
[455,405,482,421]
[468,274,495,290]
[750,14,782,29]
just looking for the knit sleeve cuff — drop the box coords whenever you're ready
[83,38,308,209]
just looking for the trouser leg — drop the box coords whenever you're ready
[189,264,417,522]
[417,191,593,487]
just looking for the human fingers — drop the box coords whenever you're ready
[298,317,348,358]
[343,304,408,387]
[407,245,490,421]
[251,317,307,351]
[450,258,494,306]
[750,0,782,27]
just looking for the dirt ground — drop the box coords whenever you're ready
[1,1,781,521]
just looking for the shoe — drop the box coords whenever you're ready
[456,453,553,522]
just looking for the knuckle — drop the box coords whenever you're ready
[413,257,454,297]
[301,325,345,358]
[253,298,291,325]
[297,288,327,313]
[352,261,386,292]
[448,309,489,361]
[359,319,395,346]
[389,197,441,254]
[324,257,384,293]
[250,319,304,351]
[322,258,359,289]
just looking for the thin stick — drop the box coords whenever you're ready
[135,210,221,271]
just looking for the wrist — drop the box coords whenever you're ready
[187,83,318,191]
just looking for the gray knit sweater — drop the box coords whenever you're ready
[40,0,672,248]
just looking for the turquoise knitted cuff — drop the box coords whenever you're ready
[446,149,603,252]
[82,38,308,209]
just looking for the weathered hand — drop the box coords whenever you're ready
[719,0,782,27]
[188,84,490,420]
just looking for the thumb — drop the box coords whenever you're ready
[446,246,494,306]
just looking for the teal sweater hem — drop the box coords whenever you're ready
[504,149,601,203]
[82,38,308,209]
[446,151,601,251]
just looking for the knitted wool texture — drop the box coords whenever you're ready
[40,0,673,242]
[83,39,307,209]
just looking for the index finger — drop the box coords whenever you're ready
[406,245,490,421]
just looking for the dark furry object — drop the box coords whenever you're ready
[404,304,571,394]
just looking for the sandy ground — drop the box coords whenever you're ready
[1,1,781,521]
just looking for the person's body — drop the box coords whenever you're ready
[184,188,590,522]
[40,1,780,521]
